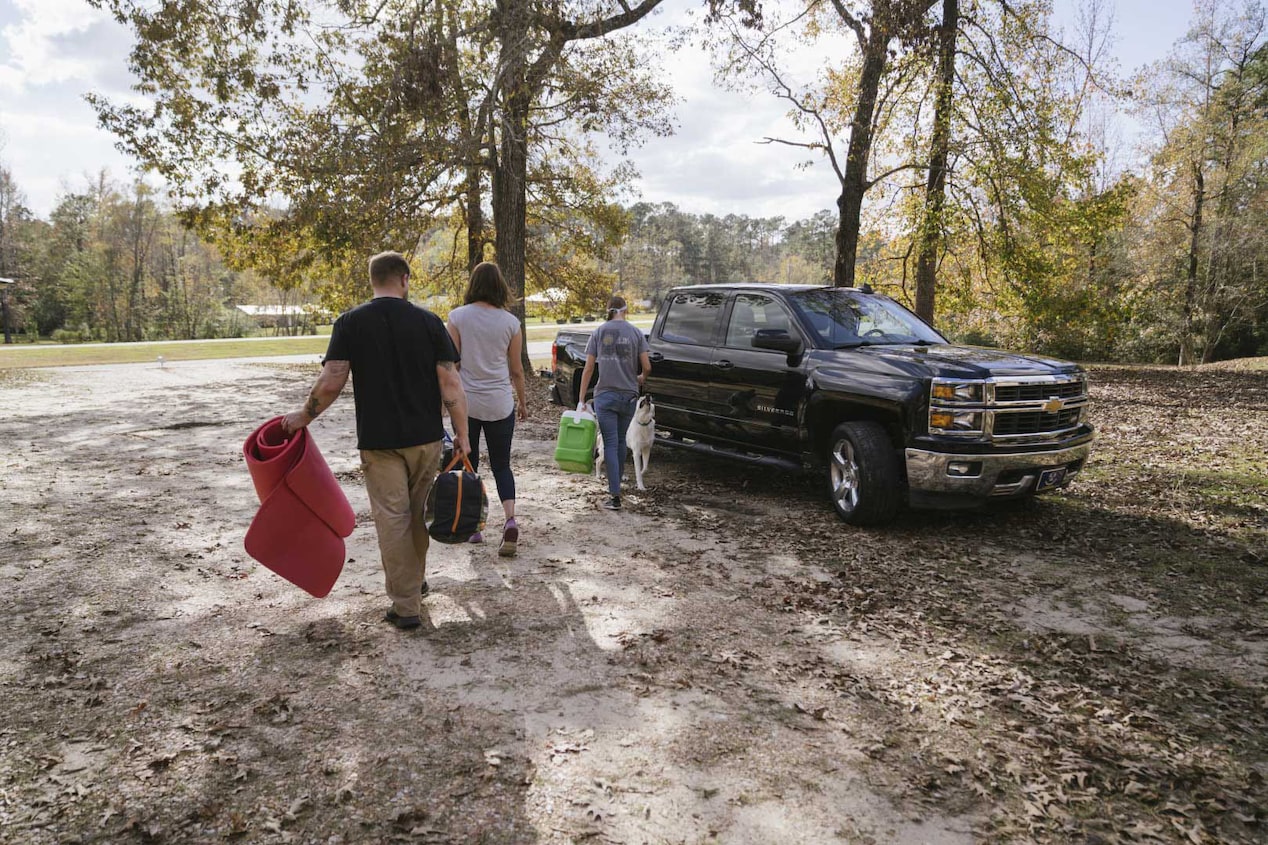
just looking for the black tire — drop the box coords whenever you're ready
[826,421,902,525]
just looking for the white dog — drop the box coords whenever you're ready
[594,395,656,490]
[626,394,656,490]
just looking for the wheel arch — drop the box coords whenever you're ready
[806,396,905,465]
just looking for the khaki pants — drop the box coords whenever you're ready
[361,441,443,618]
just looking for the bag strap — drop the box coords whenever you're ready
[441,450,476,536]
[452,469,464,534]
[442,451,476,474]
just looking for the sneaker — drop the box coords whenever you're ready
[384,609,421,630]
[420,579,430,597]
[468,531,484,544]
[498,520,519,557]
[602,495,622,511]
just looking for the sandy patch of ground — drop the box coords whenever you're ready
[0,358,1265,843]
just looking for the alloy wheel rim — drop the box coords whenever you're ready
[830,438,860,512]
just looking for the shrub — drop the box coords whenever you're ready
[51,328,87,344]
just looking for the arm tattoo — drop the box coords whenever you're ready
[305,393,322,418]
[438,360,456,371]
[443,398,457,409]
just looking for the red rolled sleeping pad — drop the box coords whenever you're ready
[243,417,356,597]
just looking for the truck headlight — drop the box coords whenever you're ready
[931,381,983,402]
[930,410,984,433]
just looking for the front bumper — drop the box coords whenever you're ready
[905,440,1093,499]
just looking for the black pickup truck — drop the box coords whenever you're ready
[550,283,1094,525]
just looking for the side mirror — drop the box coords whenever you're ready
[752,328,803,355]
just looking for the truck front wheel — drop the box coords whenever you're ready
[827,421,901,525]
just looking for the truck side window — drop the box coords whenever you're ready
[724,294,792,348]
[660,292,724,345]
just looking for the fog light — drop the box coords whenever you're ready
[947,461,981,477]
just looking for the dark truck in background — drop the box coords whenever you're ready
[550,284,1094,525]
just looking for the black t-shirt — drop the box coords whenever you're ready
[324,297,458,450]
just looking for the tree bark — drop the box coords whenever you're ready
[487,0,664,371]
[1179,164,1204,366]
[834,28,888,289]
[128,198,146,342]
[465,165,484,272]
[1199,65,1247,364]
[914,0,957,323]
[444,3,485,276]
[0,288,12,344]
[491,0,533,372]
[0,203,10,345]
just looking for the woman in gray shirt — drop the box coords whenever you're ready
[447,263,529,555]
[576,295,651,510]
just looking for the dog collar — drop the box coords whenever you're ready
[636,419,654,426]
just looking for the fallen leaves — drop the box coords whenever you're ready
[252,693,292,724]
[2,363,1265,845]
[792,701,829,721]
[548,728,593,765]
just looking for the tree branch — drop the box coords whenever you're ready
[828,0,867,45]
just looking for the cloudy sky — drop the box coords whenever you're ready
[1,0,1195,222]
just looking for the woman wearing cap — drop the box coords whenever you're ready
[576,295,652,510]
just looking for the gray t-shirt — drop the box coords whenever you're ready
[447,303,520,421]
[584,318,649,398]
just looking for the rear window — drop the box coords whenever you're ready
[723,293,794,349]
[659,292,724,346]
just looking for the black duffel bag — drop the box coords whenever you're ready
[425,452,488,544]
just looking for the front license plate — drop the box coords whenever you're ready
[1036,467,1066,492]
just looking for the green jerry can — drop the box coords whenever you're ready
[555,408,598,474]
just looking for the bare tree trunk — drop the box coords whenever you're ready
[1198,78,1249,365]
[1,289,12,344]
[446,5,485,277]
[1179,165,1204,366]
[465,166,484,272]
[486,0,663,371]
[128,209,147,342]
[0,206,11,344]
[105,252,123,343]
[834,30,888,289]
[126,189,158,343]
[914,0,957,323]
[832,0,940,287]
[490,0,534,373]
[491,48,531,374]
[0,166,22,343]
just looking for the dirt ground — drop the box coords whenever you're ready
[1,357,1265,844]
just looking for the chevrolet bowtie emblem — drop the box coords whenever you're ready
[1042,397,1065,413]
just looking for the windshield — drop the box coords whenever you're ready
[789,289,946,348]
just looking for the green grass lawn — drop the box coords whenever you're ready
[0,317,652,370]
[0,337,331,368]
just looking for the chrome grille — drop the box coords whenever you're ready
[993,408,1083,436]
[989,375,1089,442]
[929,374,1091,443]
[994,381,1084,402]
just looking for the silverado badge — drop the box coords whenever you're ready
[1042,396,1065,414]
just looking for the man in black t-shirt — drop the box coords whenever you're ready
[282,251,470,630]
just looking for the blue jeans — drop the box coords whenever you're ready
[594,391,636,496]
[467,411,516,504]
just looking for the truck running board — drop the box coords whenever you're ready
[653,433,803,472]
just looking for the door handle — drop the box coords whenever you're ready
[712,359,734,370]
[649,352,664,362]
